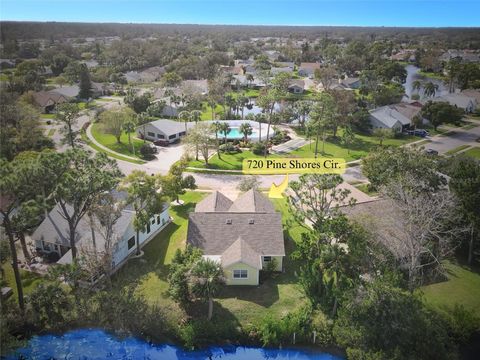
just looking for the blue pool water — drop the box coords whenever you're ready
[217,127,259,139]
[7,328,344,360]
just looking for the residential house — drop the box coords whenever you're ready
[270,66,294,76]
[369,103,421,132]
[339,77,361,90]
[298,62,321,78]
[288,79,305,94]
[187,190,285,286]
[461,90,480,104]
[181,79,209,96]
[32,91,69,113]
[31,191,171,274]
[137,119,188,143]
[432,93,478,113]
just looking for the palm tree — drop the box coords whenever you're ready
[254,113,265,143]
[207,98,217,120]
[218,122,231,145]
[136,112,149,143]
[412,80,422,94]
[423,82,439,98]
[190,110,202,159]
[239,122,253,143]
[212,121,223,160]
[225,94,235,118]
[123,119,138,155]
[237,95,248,119]
[190,258,224,320]
[178,110,191,134]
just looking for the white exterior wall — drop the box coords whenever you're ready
[112,209,170,269]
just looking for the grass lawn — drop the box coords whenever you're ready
[113,192,208,321]
[445,145,471,156]
[113,191,308,326]
[200,102,225,121]
[188,150,281,171]
[81,131,145,165]
[40,114,55,120]
[91,123,145,159]
[290,133,417,162]
[421,262,480,318]
[47,128,55,137]
[355,183,378,197]
[1,263,43,302]
[463,147,480,159]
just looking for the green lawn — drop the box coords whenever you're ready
[290,133,417,162]
[355,183,378,197]
[40,114,55,120]
[463,147,480,159]
[1,263,43,302]
[113,191,308,326]
[47,128,55,137]
[445,145,471,156]
[91,123,145,159]
[81,131,146,165]
[188,132,417,171]
[421,262,480,318]
[188,150,281,171]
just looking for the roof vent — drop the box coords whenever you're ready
[249,219,254,224]
[226,219,232,224]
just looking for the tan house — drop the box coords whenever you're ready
[187,190,285,285]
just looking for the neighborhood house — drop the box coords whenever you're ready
[187,190,285,285]
[31,191,171,275]
[137,119,188,144]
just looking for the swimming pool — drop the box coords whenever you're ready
[217,127,259,140]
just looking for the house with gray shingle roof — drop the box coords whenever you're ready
[369,103,420,132]
[187,190,285,285]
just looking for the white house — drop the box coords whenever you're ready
[31,192,171,274]
[369,103,421,132]
[137,119,188,144]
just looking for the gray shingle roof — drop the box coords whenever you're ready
[221,237,262,269]
[145,119,188,136]
[195,191,233,212]
[187,190,285,260]
[187,212,285,257]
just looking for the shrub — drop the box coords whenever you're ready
[219,143,240,154]
[252,142,267,155]
[179,318,241,349]
[237,176,260,192]
[139,143,156,160]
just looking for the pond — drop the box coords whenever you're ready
[403,64,449,100]
[6,329,344,360]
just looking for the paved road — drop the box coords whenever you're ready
[420,125,480,154]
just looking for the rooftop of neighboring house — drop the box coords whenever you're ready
[142,119,190,136]
[299,62,321,70]
[369,103,415,127]
[432,93,478,109]
[288,79,305,89]
[187,190,285,267]
[50,85,80,98]
[32,91,69,107]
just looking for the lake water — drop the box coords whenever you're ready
[6,329,344,360]
[403,64,449,100]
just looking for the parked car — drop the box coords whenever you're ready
[425,149,438,156]
[154,139,169,147]
[406,129,429,138]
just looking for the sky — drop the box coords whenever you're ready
[1,0,479,27]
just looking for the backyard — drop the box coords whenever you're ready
[112,191,308,326]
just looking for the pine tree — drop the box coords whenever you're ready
[78,63,92,99]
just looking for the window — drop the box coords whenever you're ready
[248,219,254,224]
[151,218,155,225]
[127,236,135,250]
[168,134,176,139]
[263,256,272,262]
[147,132,155,137]
[226,219,232,224]
[233,269,248,279]
[156,134,165,139]
[179,131,186,136]
[146,223,151,233]
[156,215,160,225]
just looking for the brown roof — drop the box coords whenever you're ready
[299,62,321,70]
[392,103,422,121]
[461,90,480,103]
[221,237,262,269]
[187,190,285,259]
[288,79,305,89]
[32,91,68,108]
[195,191,233,212]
